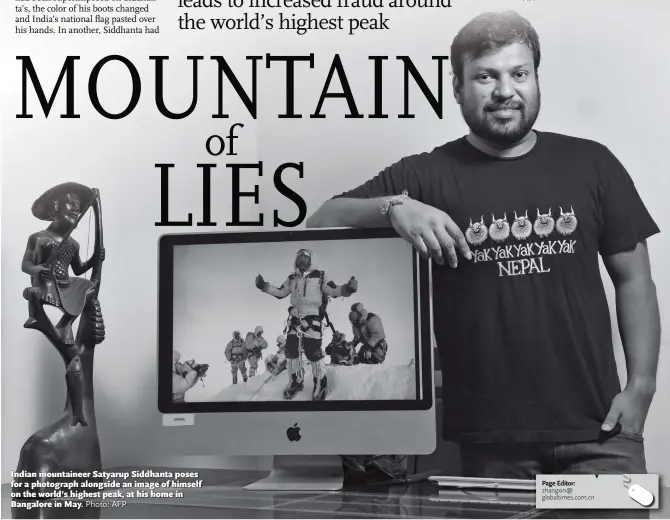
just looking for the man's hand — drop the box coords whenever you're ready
[346,276,358,293]
[390,198,472,268]
[255,274,267,290]
[601,387,655,436]
[36,266,51,282]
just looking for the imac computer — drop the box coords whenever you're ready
[158,228,436,490]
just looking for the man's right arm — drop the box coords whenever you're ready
[304,158,472,267]
[307,157,413,228]
[260,277,292,299]
[306,197,391,228]
[22,234,42,277]
[307,195,472,267]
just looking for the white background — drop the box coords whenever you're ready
[1,0,669,482]
[172,237,416,401]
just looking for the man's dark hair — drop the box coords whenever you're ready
[450,10,541,82]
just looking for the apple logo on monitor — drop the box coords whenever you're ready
[286,423,301,442]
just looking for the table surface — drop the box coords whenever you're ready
[2,466,667,519]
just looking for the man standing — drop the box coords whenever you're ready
[244,325,268,377]
[348,303,388,365]
[225,330,247,384]
[255,248,358,400]
[307,11,660,479]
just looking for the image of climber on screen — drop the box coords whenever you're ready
[325,331,356,366]
[244,325,268,377]
[265,335,288,376]
[349,303,388,365]
[255,248,358,400]
[170,238,418,403]
[172,350,209,402]
[225,330,247,384]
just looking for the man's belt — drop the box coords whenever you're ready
[293,315,321,332]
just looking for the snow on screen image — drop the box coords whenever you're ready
[171,237,417,403]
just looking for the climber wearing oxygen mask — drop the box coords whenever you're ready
[255,248,358,400]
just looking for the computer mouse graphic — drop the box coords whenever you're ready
[628,484,654,507]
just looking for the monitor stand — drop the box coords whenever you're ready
[243,455,344,491]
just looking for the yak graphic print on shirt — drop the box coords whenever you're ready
[464,206,578,277]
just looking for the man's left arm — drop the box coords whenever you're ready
[322,274,358,298]
[601,241,660,435]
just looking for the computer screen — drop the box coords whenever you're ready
[157,228,433,414]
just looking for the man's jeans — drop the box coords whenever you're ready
[460,430,648,518]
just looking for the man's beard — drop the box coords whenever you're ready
[461,90,540,146]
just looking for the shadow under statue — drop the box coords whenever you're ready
[12,183,106,519]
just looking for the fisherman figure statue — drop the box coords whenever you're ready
[22,183,105,345]
[12,182,106,520]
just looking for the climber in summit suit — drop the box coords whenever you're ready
[265,335,288,376]
[172,350,208,402]
[349,303,388,365]
[244,325,268,377]
[325,331,356,365]
[255,248,358,400]
[225,330,247,384]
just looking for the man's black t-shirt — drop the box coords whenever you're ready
[334,131,660,444]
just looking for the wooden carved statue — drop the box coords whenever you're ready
[12,182,106,519]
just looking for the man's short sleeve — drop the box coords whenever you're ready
[598,147,660,255]
[332,156,424,201]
